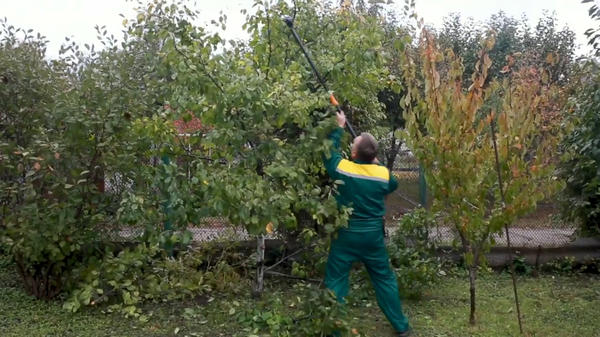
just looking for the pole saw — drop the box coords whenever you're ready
[282,15,357,138]
[283,15,407,238]
[283,14,425,216]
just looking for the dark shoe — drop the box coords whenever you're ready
[396,330,411,337]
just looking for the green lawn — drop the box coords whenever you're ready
[1,255,598,337]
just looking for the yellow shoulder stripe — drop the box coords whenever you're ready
[336,159,389,182]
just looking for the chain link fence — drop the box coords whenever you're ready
[388,149,427,217]
[401,203,577,248]
[105,150,578,249]
[386,152,577,248]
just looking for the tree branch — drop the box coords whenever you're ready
[265,244,315,272]
[265,2,273,79]
[292,0,298,21]
[172,41,225,95]
[265,270,321,283]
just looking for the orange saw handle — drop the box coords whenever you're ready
[329,93,357,138]
[329,94,339,106]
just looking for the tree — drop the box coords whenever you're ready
[559,1,600,235]
[376,22,413,171]
[526,12,576,85]
[583,0,600,56]
[403,30,564,325]
[342,0,418,174]
[147,0,394,231]
[121,0,404,294]
[437,11,576,86]
[437,13,483,86]
[560,64,600,235]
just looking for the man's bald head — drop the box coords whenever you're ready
[351,132,378,163]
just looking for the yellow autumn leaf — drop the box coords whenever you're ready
[265,222,274,234]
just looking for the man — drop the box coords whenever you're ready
[323,111,410,337]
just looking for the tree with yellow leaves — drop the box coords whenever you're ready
[403,30,564,326]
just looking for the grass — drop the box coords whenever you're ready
[1,253,599,337]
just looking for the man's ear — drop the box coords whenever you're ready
[351,136,361,160]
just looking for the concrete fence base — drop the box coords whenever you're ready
[438,237,600,267]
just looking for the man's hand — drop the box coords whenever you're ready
[336,110,346,128]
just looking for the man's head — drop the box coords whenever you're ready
[351,132,378,162]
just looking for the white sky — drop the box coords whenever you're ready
[1,0,597,58]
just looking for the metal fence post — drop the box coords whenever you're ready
[161,155,173,256]
[419,165,427,208]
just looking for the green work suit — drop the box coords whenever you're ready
[323,127,410,333]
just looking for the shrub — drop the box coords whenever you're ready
[63,241,242,318]
[3,195,102,299]
[512,256,533,275]
[388,208,442,299]
[233,282,353,337]
[0,22,104,298]
[0,12,178,300]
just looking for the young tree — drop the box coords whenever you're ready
[403,30,564,325]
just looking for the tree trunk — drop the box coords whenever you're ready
[468,264,477,325]
[14,256,62,300]
[253,234,265,297]
[385,136,401,171]
[458,232,478,326]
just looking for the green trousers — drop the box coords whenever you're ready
[324,226,410,333]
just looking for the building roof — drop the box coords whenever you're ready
[173,115,209,135]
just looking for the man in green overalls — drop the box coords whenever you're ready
[323,111,410,337]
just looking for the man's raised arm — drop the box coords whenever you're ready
[323,111,347,179]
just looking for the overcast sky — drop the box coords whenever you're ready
[1,0,597,58]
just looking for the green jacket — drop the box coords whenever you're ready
[323,127,398,231]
